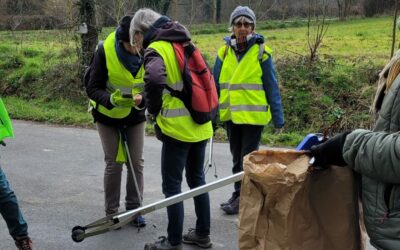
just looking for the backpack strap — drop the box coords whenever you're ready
[258,42,265,64]
[223,44,229,60]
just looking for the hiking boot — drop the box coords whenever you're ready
[183,228,212,248]
[221,195,240,215]
[131,215,146,228]
[14,236,34,250]
[144,236,182,250]
[220,193,239,207]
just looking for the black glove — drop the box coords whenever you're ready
[310,131,351,167]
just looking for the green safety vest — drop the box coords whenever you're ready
[147,41,212,142]
[0,98,14,142]
[217,43,272,125]
[90,32,145,119]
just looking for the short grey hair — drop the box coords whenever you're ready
[130,8,161,45]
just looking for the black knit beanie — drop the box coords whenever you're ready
[116,15,133,42]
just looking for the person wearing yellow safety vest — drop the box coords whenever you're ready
[213,6,284,215]
[0,98,34,250]
[130,8,212,250]
[85,16,146,227]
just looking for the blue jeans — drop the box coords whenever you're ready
[226,121,263,195]
[161,138,210,245]
[0,166,28,239]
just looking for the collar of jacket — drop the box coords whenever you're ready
[114,33,143,76]
[143,16,170,48]
[224,33,265,55]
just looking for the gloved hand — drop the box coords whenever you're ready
[310,131,351,168]
[145,109,156,125]
[110,89,134,107]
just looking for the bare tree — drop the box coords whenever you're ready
[169,0,178,21]
[210,0,222,24]
[256,0,279,21]
[95,0,136,26]
[78,0,98,75]
[104,0,134,25]
[337,0,353,20]
[391,0,398,57]
[307,0,329,63]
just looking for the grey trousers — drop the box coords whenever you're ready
[97,121,145,215]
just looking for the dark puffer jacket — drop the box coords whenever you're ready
[343,73,400,250]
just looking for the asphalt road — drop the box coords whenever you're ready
[0,120,374,250]
[0,120,240,250]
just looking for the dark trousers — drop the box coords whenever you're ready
[0,166,28,239]
[161,138,210,245]
[226,121,263,195]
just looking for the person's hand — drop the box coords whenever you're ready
[110,89,134,107]
[309,131,351,168]
[145,109,156,125]
[132,94,145,110]
[133,94,142,106]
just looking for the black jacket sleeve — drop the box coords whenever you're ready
[85,46,114,110]
[143,48,166,115]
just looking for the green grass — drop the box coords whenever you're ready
[3,96,93,127]
[193,16,394,67]
[0,16,397,146]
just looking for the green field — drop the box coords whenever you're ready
[0,16,396,146]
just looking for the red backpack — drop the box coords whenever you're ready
[166,42,218,124]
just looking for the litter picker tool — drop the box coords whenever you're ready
[203,137,217,178]
[119,127,142,207]
[71,133,323,243]
[71,172,243,242]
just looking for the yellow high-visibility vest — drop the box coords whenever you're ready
[217,43,272,125]
[147,41,212,142]
[90,32,144,119]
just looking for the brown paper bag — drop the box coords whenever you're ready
[238,149,362,250]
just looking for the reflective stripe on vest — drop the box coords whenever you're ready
[161,107,191,118]
[217,44,272,125]
[162,81,184,95]
[219,83,264,91]
[106,82,145,95]
[147,40,212,142]
[90,32,145,119]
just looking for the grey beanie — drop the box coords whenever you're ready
[229,6,256,27]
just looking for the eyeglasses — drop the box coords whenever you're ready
[234,22,252,28]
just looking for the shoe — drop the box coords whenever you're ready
[106,212,122,230]
[221,195,240,215]
[131,215,146,228]
[182,228,212,248]
[144,236,182,250]
[14,236,34,250]
[220,192,239,207]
